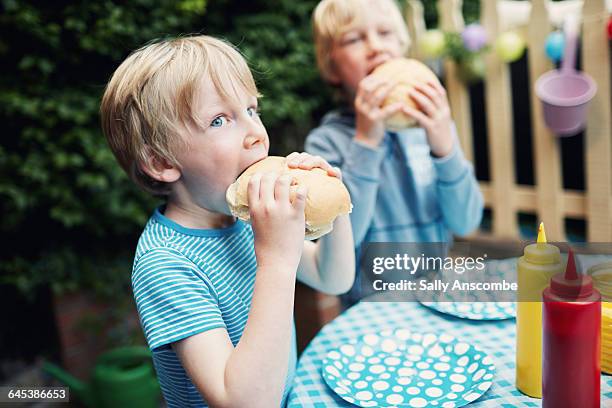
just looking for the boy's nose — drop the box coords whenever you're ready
[366,33,384,55]
[243,124,267,150]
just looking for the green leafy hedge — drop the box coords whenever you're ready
[0,0,208,296]
[0,0,478,297]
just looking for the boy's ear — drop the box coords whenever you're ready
[139,152,181,183]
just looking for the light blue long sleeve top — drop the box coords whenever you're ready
[305,108,484,248]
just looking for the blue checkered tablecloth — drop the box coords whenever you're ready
[287,296,612,407]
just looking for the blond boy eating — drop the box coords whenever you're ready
[100,35,355,407]
[307,0,483,304]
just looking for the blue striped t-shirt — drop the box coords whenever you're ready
[132,207,297,407]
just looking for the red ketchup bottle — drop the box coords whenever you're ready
[542,249,601,408]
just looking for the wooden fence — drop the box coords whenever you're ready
[405,0,611,241]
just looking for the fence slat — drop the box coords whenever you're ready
[437,0,475,164]
[583,0,612,241]
[480,182,587,218]
[482,0,518,237]
[405,0,426,59]
[528,0,565,240]
[437,0,611,241]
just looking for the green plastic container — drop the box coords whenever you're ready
[44,346,161,408]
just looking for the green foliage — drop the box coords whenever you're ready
[417,0,481,28]
[0,0,208,297]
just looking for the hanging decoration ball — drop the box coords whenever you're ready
[461,23,488,52]
[419,29,446,58]
[545,31,565,62]
[607,16,612,40]
[495,31,526,63]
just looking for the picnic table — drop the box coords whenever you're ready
[287,291,612,407]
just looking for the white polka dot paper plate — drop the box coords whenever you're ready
[322,328,495,407]
[418,258,517,320]
[418,301,516,320]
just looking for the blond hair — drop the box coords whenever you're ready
[100,35,259,196]
[312,0,411,83]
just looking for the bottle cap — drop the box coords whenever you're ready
[537,221,547,244]
[549,249,594,299]
[524,222,560,264]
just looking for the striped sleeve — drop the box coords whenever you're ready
[132,247,226,350]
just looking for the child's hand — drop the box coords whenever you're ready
[354,76,404,148]
[248,172,307,271]
[402,81,454,157]
[285,152,342,179]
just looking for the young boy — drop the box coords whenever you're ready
[100,35,355,407]
[307,0,484,304]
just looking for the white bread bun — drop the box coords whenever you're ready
[370,58,441,131]
[226,156,352,240]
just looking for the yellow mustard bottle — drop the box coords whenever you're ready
[515,223,564,398]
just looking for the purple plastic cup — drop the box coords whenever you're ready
[535,16,597,137]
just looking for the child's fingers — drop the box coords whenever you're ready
[376,102,404,121]
[329,166,342,179]
[359,75,385,95]
[428,80,447,98]
[408,88,437,117]
[298,155,332,172]
[317,159,335,174]
[285,152,302,165]
[368,79,393,99]
[286,152,338,178]
[274,174,292,202]
[286,152,339,180]
[297,155,318,169]
[401,105,432,128]
[291,185,308,213]
[259,172,278,202]
[356,76,385,106]
[368,80,397,110]
[247,172,262,206]
[287,152,310,168]
[415,83,445,110]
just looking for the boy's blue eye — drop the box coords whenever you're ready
[210,116,227,128]
[247,107,259,117]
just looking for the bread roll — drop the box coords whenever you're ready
[370,58,441,131]
[226,156,352,240]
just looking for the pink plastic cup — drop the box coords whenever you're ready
[535,16,597,137]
